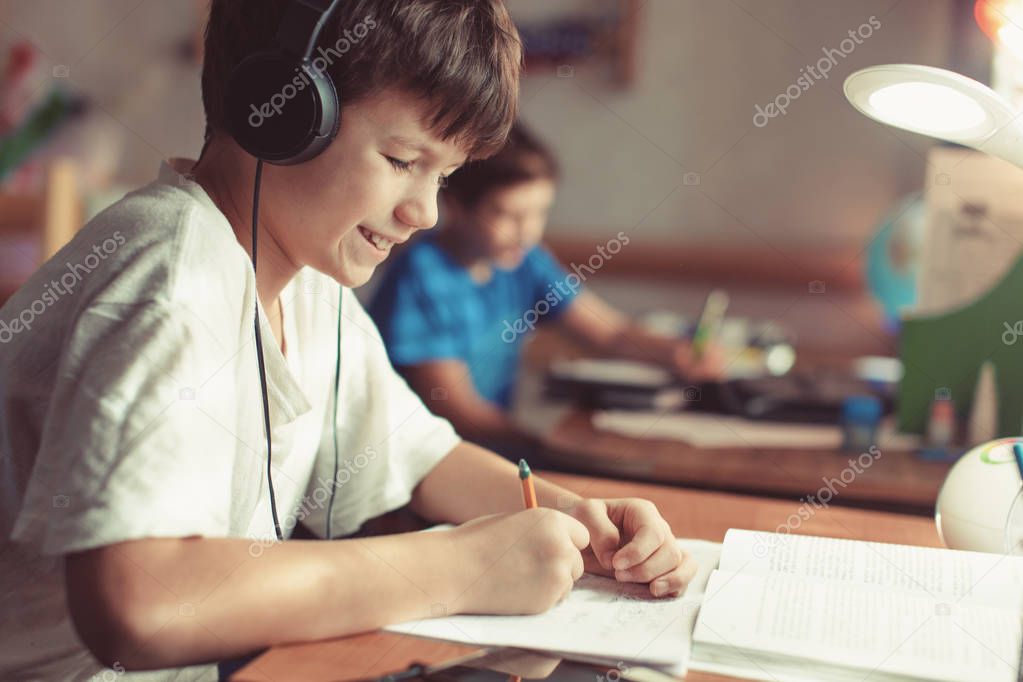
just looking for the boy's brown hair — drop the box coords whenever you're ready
[201,0,521,159]
[444,121,559,208]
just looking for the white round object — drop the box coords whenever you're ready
[935,438,1023,553]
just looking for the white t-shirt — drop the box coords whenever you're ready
[0,159,461,681]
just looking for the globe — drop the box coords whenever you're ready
[865,193,926,331]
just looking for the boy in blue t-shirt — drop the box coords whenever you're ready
[369,123,721,455]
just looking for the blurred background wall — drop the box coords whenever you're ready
[0,0,992,357]
[516,0,958,252]
[0,1,977,241]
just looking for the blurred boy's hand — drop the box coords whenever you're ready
[564,498,698,598]
[673,341,726,382]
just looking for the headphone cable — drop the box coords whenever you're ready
[250,160,342,542]
[325,285,342,540]
[251,158,284,542]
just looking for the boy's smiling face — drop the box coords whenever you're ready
[263,89,468,287]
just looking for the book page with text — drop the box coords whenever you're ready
[693,569,1022,682]
[718,528,1023,609]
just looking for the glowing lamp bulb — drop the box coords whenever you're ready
[866,82,990,135]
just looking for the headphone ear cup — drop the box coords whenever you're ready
[316,69,342,154]
[226,52,341,165]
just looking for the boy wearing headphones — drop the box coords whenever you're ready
[0,2,696,680]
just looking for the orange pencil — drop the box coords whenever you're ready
[518,458,537,509]
[510,459,537,682]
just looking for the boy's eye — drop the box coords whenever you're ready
[386,155,449,187]
[385,156,414,173]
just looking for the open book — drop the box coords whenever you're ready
[691,529,1023,682]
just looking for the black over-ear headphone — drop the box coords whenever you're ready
[223,0,346,541]
[226,0,343,165]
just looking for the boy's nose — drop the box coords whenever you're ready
[395,191,439,231]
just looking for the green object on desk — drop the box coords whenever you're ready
[899,254,1023,437]
[692,289,728,361]
[0,89,73,181]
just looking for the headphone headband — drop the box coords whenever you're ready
[276,0,345,61]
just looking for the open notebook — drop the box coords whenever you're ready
[691,529,1023,682]
[385,539,722,674]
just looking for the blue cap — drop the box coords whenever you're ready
[843,395,882,424]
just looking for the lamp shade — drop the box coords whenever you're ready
[844,64,1023,169]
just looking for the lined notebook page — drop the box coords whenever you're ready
[719,528,1023,608]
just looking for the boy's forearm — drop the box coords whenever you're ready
[410,441,582,522]
[612,324,680,367]
[560,292,679,368]
[66,531,469,670]
[436,398,537,448]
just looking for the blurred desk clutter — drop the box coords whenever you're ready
[533,303,959,513]
[542,273,1021,461]
[547,360,896,424]
[541,409,944,515]
[639,309,798,378]
[589,410,918,452]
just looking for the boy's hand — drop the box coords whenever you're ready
[674,341,725,382]
[564,498,698,598]
[450,508,589,615]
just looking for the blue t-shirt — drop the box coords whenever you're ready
[368,235,579,408]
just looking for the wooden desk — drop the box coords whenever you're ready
[233,471,940,682]
[541,410,951,516]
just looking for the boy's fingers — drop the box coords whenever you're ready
[614,542,684,583]
[570,549,585,581]
[571,500,620,569]
[649,552,699,598]
[611,524,664,570]
[562,513,591,551]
